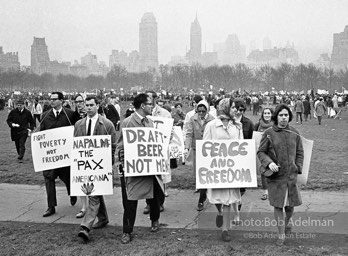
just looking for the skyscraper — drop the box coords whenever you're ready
[331,25,348,70]
[31,37,50,75]
[139,12,158,72]
[187,14,202,63]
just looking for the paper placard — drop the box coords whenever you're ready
[31,126,74,172]
[122,127,169,177]
[196,139,257,189]
[70,135,113,196]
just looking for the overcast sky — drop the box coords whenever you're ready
[1,0,347,66]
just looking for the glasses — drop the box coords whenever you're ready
[238,108,245,112]
[197,110,206,113]
[75,100,84,103]
[50,98,59,101]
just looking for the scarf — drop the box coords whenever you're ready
[257,119,272,132]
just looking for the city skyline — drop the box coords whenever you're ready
[1,0,348,66]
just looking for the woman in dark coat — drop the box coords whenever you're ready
[257,104,304,246]
[303,96,311,121]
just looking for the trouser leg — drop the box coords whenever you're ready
[18,132,28,159]
[261,175,267,190]
[43,170,57,207]
[81,196,102,230]
[149,177,162,222]
[14,139,20,155]
[198,189,207,204]
[57,167,71,195]
[120,176,138,234]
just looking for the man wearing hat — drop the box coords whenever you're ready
[6,98,35,163]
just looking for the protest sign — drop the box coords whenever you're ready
[122,127,169,177]
[196,139,257,189]
[297,137,313,185]
[31,126,74,172]
[169,126,185,161]
[70,135,113,196]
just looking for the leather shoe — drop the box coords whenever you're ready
[143,205,150,214]
[76,210,86,218]
[78,229,90,242]
[43,207,55,217]
[121,233,131,244]
[92,220,109,229]
[150,221,159,232]
[159,205,164,212]
[70,196,77,206]
[197,203,204,211]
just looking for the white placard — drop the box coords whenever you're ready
[70,135,113,196]
[147,116,173,147]
[31,126,74,172]
[169,126,185,161]
[297,137,313,185]
[196,139,257,189]
[122,127,169,177]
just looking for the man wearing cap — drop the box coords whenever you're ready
[39,92,78,217]
[7,99,35,163]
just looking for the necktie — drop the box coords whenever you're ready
[87,119,92,136]
[141,117,148,126]
[56,110,59,118]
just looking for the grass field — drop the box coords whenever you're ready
[1,103,347,256]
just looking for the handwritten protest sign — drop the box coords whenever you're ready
[297,137,313,185]
[169,126,185,161]
[31,126,74,172]
[196,139,257,189]
[70,135,113,196]
[122,127,168,177]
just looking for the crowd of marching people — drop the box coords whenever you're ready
[4,88,347,246]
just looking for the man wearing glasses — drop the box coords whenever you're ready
[39,92,77,217]
[116,93,164,244]
[6,98,35,163]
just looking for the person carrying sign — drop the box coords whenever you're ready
[184,100,214,211]
[76,96,117,242]
[116,93,165,244]
[40,92,78,217]
[203,98,243,242]
[257,104,304,246]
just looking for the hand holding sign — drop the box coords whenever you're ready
[81,182,95,195]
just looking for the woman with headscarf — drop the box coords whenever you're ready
[185,100,215,211]
[203,97,242,242]
[257,104,304,246]
[254,107,274,200]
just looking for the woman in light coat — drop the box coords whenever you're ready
[203,98,242,242]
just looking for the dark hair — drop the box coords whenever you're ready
[174,102,182,108]
[74,93,84,101]
[51,92,64,100]
[145,90,157,98]
[234,98,246,112]
[85,95,99,105]
[214,98,222,109]
[196,104,207,111]
[133,93,149,109]
[260,107,274,123]
[193,95,203,104]
[271,104,293,125]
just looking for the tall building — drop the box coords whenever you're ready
[331,25,348,70]
[223,34,244,65]
[187,14,202,63]
[139,12,158,72]
[31,37,50,75]
[0,47,20,71]
[81,52,99,75]
[263,37,272,50]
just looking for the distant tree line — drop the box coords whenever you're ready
[1,63,347,93]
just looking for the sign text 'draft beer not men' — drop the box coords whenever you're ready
[122,127,169,177]
[196,139,257,189]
